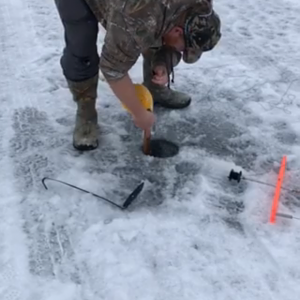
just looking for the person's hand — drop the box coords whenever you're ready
[132,109,155,134]
[152,65,169,85]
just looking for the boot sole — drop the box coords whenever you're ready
[73,141,98,151]
[154,98,191,109]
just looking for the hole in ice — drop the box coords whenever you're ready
[142,138,179,158]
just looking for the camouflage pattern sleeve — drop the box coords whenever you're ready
[99,13,141,81]
[151,46,182,75]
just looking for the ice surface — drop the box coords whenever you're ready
[1,0,300,299]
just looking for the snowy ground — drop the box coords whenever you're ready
[1,0,300,299]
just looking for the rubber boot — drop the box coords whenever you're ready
[142,50,191,109]
[67,74,99,150]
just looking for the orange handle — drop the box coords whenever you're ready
[270,156,286,224]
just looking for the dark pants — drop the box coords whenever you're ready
[54,0,100,82]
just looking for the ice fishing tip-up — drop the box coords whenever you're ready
[228,156,300,223]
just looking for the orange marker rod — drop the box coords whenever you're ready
[270,156,287,224]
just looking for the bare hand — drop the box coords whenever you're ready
[132,109,155,132]
[152,65,169,86]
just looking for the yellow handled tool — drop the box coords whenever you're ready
[122,84,154,155]
[122,84,153,112]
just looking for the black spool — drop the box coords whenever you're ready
[228,169,242,183]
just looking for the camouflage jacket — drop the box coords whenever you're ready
[85,0,212,81]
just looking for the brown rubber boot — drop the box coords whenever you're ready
[142,49,191,109]
[67,74,99,151]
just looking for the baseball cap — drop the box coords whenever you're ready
[183,9,221,63]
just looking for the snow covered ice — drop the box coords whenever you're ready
[1,0,300,299]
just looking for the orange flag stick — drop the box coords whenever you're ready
[270,156,287,224]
